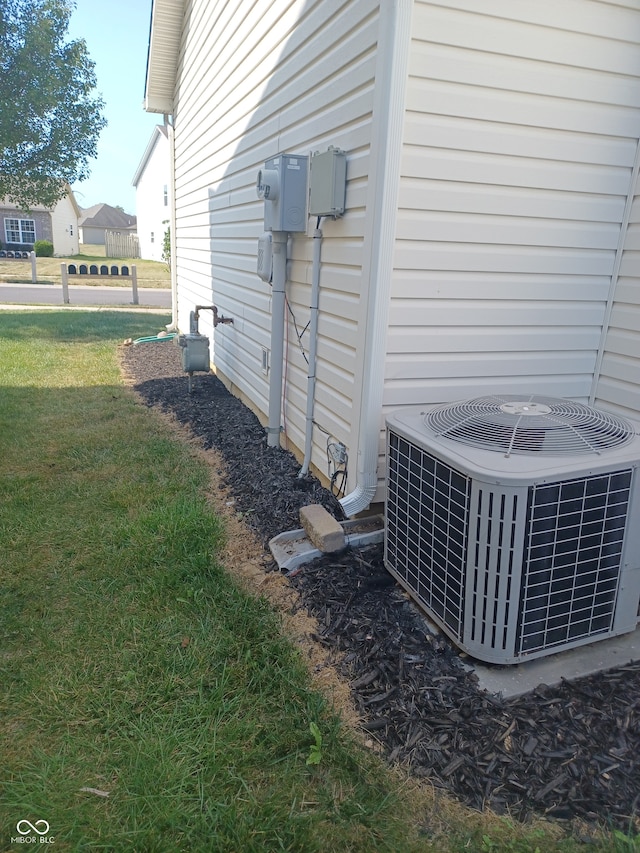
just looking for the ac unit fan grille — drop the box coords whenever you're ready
[426,394,634,456]
[386,432,471,640]
[517,470,632,655]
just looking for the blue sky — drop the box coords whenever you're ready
[67,0,160,214]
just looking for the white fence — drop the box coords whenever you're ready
[105,230,140,259]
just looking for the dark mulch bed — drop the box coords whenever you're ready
[121,340,640,833]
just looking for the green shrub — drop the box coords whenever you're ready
[34,239,54,257]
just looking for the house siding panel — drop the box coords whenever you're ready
[594,164,640,418]
[386,0,640,416]
[172,0,380,482]
[50,195,79,256]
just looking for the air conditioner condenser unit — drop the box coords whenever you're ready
[384,395,640,665]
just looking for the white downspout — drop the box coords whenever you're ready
[165,115,179,331]
[339,0,413,517]
[298,224,323,476]
[267,231,288,447]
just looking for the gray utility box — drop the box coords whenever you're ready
[309,147,347,218]
[178,333,210,372]
[257,154,308,232]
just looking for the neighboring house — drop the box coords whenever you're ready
[144,0,640,515]
[1,184,80,255]
[132,125,171,262]
[79,203,137,246]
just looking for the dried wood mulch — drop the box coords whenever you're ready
[120,340,640,833]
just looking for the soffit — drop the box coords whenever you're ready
[144,0,184,114]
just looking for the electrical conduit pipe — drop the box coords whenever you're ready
[267,231,288,447]
[298,225,323,476]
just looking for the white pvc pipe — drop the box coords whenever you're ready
[339,0,412,517]
[166,116,179,330]
[267,231,288,447]
[298,226,323,476]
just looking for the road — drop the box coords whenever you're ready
[0,282,172,310]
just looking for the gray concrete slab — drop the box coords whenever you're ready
[472,626,640,698]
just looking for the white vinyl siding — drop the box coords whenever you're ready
[172,0,380,480]
[386,0,640,411]
[161,0,640,509]
[50,194,79,256]
[593,171,640,418]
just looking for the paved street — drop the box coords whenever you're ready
[0,281,172,310]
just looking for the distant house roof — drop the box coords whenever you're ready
[1,183,81,216]
[132,124,169,187]
[79,203,137,230]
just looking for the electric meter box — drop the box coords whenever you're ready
[256,154,308,232]
[309,147,347,217]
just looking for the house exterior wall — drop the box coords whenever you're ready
[50,193,79,255]
[172,0,384,484]
[79,225,106,245]
[593,161,640,418]
[135,129,171,261]
[386,0,640,423]
[0,206,51,249]
[163,0,640,506]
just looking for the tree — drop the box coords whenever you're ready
[0,0,106,210]
[162,220,171,271]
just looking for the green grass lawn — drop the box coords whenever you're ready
[0,244,169,288]
[0,311,636,853]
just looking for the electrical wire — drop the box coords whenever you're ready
[285,294,309,364]
[330,468,348,498]
[325,433,348,497]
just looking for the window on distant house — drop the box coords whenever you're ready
[150,231,155,243]
[163,185,168,206]
[69,224,74,236]
[5,218,36,243]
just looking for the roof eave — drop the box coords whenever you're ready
[144,0,184,116]
[144,94,174,115]
[132,125,166,186]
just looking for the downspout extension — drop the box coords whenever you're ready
[298,225,323,477]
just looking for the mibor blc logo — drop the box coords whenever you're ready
[11,820,55,844]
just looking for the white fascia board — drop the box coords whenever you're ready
[144,94,174,114]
